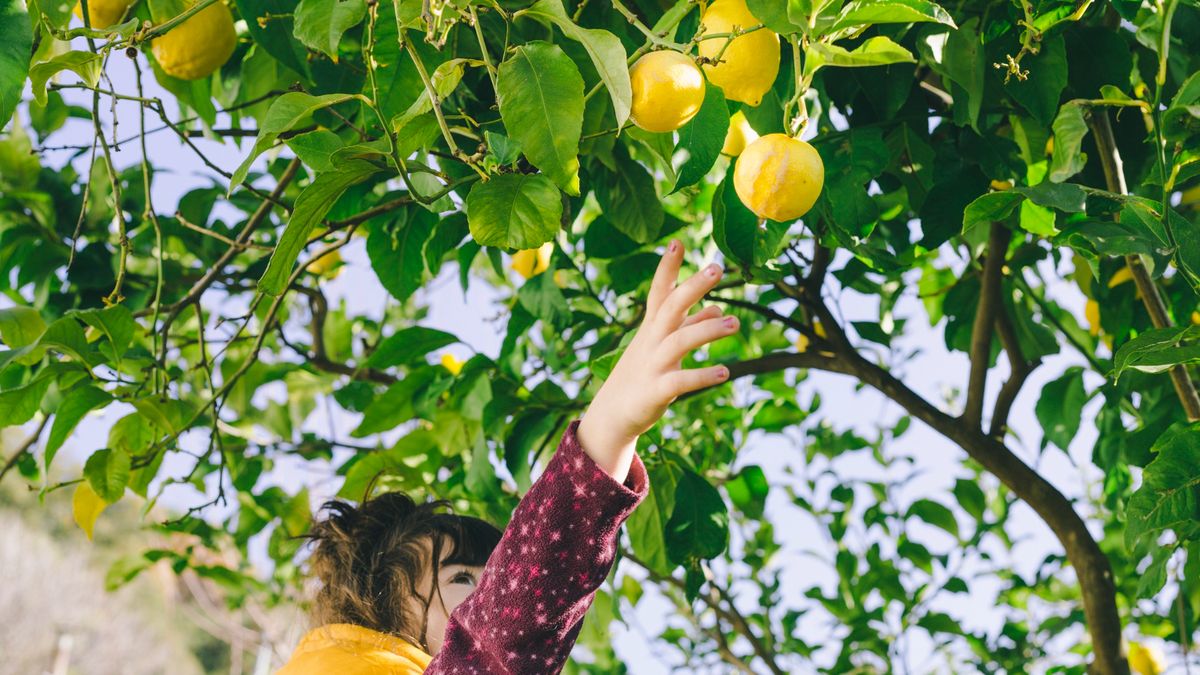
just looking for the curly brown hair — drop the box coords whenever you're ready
[304,493,502,651]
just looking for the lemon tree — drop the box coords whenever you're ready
[3,0,1200,672]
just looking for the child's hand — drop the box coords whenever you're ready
[577,240,736,482]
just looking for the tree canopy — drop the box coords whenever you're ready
[2,0,1200,672]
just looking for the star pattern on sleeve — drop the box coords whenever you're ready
[424,420,649,675]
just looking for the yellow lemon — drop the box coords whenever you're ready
[721,110,758,156]
[1192,310,1200,325]
[629,50,706,133]
[152,1,237,81]
[440,353,465,375]
[1108,266,1135,288]
[73,0,134,28]
[697,0,780,106]
[990,179,1013,191]
[308,249,342,279]
[1128,642,1166,675]
[733,133,824,221]
[1086,299,1101,336]
[1045,136,1055,156]
[1180,183,1200,209]
[511,242,553,280]
[795,322,824,353]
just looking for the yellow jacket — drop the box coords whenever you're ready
[277,624,431,675]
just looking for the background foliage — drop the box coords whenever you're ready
[2,0,1200,671]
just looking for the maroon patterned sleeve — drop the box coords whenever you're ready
[424,420,649,675]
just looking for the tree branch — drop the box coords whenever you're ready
[0,416,50,482]
[964,223,1011,430]
[1088,109,1200,422]
[990,294,1040,440]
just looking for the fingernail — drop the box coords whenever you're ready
[706,264,722,277]
[723,316,737,329]
[668,240,679,253]
[715,366,729,380]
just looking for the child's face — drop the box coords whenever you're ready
[409,536,484,655]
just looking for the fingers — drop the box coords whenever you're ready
[657,262,724,329]
[662,316,738,364]
[646,240,683,318]
[681,305,722,328]
[661,365,730,399]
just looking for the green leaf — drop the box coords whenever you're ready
[366,326,458,369]
[907,498,959,538]
[1135,545,1171,599]
[339,430,439,498]
[627,462,680,575]
[45,385,113,471]
[520,0,631,128]
[745,0,805,34]
[725,465,769,518]
[1018,199,1057,237]
[0,372,53,427]
[943,18,985,130]
[1049,102,1088,182]
[1005,34,1067,126]
[83,448,131,503]
[390,58,467,133]
[28,51,102,106]
[1013,182,1087,212]
[466,173,562,249]
[0,306,46,349]
[672,82,728,193]
[1035,367,1087,450]
[517,270,571,330]
[595,152,664,244]
[917,612,964,635]
[351,368,439,437]
[69,305,136,360]
[285,129,344,172]
[833,0,957,31]
[367,208,437,302]
[238,0,311,78]
[259,160,380,296]
[0,0,32,128]
[713,173,786,272]
[805,36,915,77]
[1113,326,1200,378]
[497,42,584,195]
[665,468,729,563]
[230,92,360,192]
[953,479,986,520]
[294,0,366,61]
[1125,423,1200,549]
[961,191,1023,235]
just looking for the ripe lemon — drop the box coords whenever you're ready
[1108,266,1134,288]
[990,179,1013,191]
[440,353,465,375]
[1191,310,1200,325]
[721,110,758,156]
[152,0,237,81]
[73,0,134,28]
[697,0,780,106]
[733,133,824,221]
[795,322,824,353]
[629,50,706,133]
[1128,642,1166,675]
[308,249,342,279]
[1085,299,1101,336]
[511,242,553,280]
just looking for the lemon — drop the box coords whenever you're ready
[152,0,237,81]
[1108,266,1134,288]
[1045,136,1054,156]
[629,50,706,133]
[73,0,134,28]
[990,179,1013,191]
[1086,299,1101,336]
[733,133,824,221]
[1128,642,1166,675]
[795,322,824,353]
[308,249,342,279]
[722,110,758,156]
[1192,310,1200,325]
[511,242,553,280]
[440,353,465,375]
[1180,184,1200,209]
[697,0,780,106]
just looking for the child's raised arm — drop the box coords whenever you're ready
[426,242,735,674]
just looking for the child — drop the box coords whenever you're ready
[278,241,737,674]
